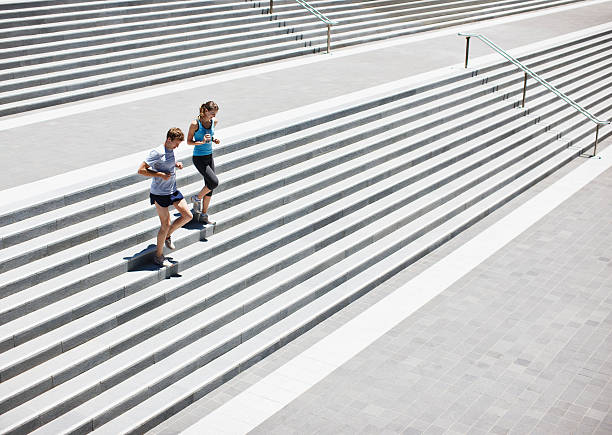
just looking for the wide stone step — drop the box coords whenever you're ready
[0,0,252,25]
[0,5,275,46]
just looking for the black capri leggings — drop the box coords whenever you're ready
[192,154,219,197]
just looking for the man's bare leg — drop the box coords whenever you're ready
[154,203,171,258]
[166,199,193,239]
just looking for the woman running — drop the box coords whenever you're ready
[187,101,220,225]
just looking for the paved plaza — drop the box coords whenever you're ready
[247,149,612,435]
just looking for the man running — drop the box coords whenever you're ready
[138,127,193,267]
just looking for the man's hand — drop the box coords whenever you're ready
[159,172,171,181]
[175,161,184,170]
[212,138,220,144]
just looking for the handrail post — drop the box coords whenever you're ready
[327,23,331,53]
[593,124,600,157]
[464,36,470,68]
[269,0,273,14]
[522,72,527,107]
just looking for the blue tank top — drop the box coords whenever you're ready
[193,118,214,156]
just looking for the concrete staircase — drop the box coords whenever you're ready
[0,0,587,117]
[1,27,611,434]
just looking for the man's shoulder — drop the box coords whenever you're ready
[146,145,165,159]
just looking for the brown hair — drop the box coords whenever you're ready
[199,101,219,119]
[166,127,184,141]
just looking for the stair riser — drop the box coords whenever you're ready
[0,38,316,93]
[0,27,304,72]
[489,51,612,98]
[302,0,517,17]
[0,175,144,228]
[0,2,257,26]
[477,34,612,77]
[0,7,274,38]
[0,0,238,12]
[547,100,612,147]
[0,13,283,48]
[0,18,300,53]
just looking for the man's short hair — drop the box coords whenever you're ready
[166,127,184,141]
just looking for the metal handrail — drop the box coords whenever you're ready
[295,0,337,24]
[459,32,610,156]
[268,0,339,53]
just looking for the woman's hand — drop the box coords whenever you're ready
[213,138,220,144]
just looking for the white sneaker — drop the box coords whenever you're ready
[191,195,201,213]
[153,255,171,267]
[200,213,216,225]
[165,236,175,250]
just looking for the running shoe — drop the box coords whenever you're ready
[200,213,216,225]
[153,255,171,267]
[191,195,201,213]
[165,236,175,250]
